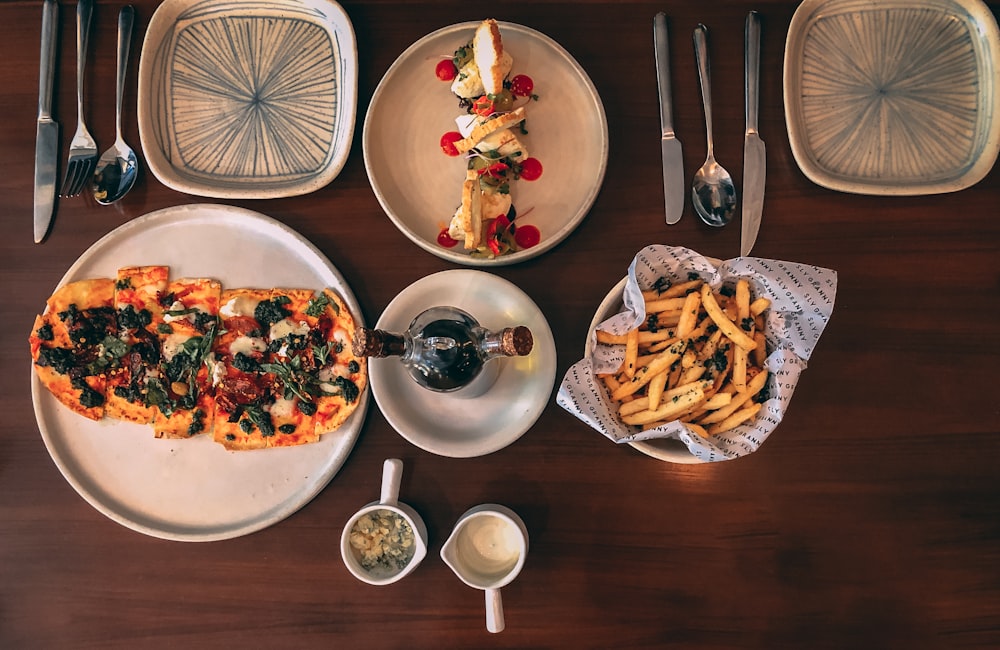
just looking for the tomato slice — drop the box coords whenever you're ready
[437,228,459,248]
[514,224,541,249]
[440,131,463,156]
[435,59,457,81]
[518,157,543,181]
[509,74,534,98]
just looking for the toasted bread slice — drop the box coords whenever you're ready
[460,170,484,250]
[474,19,507,95]
[455,107,526,155]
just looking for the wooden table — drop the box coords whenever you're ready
[2,1,999,647]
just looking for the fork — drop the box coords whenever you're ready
[59,0,97,197]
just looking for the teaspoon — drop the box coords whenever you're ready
[691,24,736,227]
[92,5,137,205]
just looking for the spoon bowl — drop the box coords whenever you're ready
[93,6,138,205]
[691,24,736,227]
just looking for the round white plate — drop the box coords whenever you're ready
[368,270,556,457]
[31,204,369,541]
[363,21,608,266]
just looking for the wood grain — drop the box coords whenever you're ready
[1,1,998,647]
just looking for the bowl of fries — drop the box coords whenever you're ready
[557,245,838,462]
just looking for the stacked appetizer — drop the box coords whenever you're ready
[436,19,542,257]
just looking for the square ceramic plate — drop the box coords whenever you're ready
[784,0,1000,195]
[137,0,357,198]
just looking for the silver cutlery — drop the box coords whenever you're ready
[92,5,138,205]
[741,11,766,256]
[34,0,59,243]
[691,24,736,227]
[653,12,684,225]
[59,0,97,198]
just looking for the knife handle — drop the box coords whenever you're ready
[745,11,761,134]
[38,0,58,120]
[653,12,675,136]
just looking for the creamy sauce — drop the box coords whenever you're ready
[456,515,521,579]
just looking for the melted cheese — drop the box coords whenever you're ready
[230,336,266,357]
[220,295,259,318]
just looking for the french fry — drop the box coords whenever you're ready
[647,371,668,410]
[736,279,751,322]
[707,402,762,436]
[732,345,748,392]
[597,277,771,435]
[700,284,757,351]
[750,297,771,316]
[675,291,702,338]
[620,382,706,425]
[697,369,768,425]
[610,341,686,400]
[623,328,639,378]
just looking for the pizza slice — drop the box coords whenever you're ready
[259,288,321,448]
[104,265,169,424]
[307,289,367,436]
[152,277,222,439]
[29,278,118,421]
[211,288,278,451]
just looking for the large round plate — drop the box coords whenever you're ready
[30,204,369,541]
[138,0,358,198]
[363,21,608,266]
[368,270,557,457]
[784,0,1000,195]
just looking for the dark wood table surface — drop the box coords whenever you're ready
[2,1,999,647]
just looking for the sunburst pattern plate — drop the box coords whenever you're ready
[784,0,1000,195]
[138,0,357,198]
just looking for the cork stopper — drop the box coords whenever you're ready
[352,328,405,358]
[499,326,533,357]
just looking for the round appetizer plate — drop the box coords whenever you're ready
[368,270,557,457]
[30,204,369,541]
[586,277,710,464]
[138,0,357,198]
[784,0,1000,195]
[363,21,608,266]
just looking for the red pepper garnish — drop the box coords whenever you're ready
[477,162,509,179]
[472,95,494,116]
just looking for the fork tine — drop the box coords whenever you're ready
[58,162,78,197]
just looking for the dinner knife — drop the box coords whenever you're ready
[654,12,684,225]
[34,0,59,244]
[741,11,765,257]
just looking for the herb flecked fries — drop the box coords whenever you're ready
[597,278,771,437]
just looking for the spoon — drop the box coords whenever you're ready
[691,24,736,227]
[92,5,137,205]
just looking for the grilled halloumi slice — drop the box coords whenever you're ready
[450,19,513,98]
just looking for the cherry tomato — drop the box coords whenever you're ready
[435,59,457,81]
[440,131,463,156]
[514,224,541,249]
[509,74,534,98]
[437,228,459,248]
[518,157,543,181]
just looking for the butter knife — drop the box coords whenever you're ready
[740,11,765,257]
[654,12,684,225]
[34,0,59,244]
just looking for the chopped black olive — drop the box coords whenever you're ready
[158,292,176,307]
[233,352,261,373]
[225,433,236,441]
[239,419,254,433]
[36,323,54,341]
[278,424,296,434]
[297,400,317,416]
[253,297,292,331]
[347,360,360,374]
[334,376,360,404]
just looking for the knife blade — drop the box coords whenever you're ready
[34,0,59,244]
[654,13,684,225]
[741,11,765,257]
